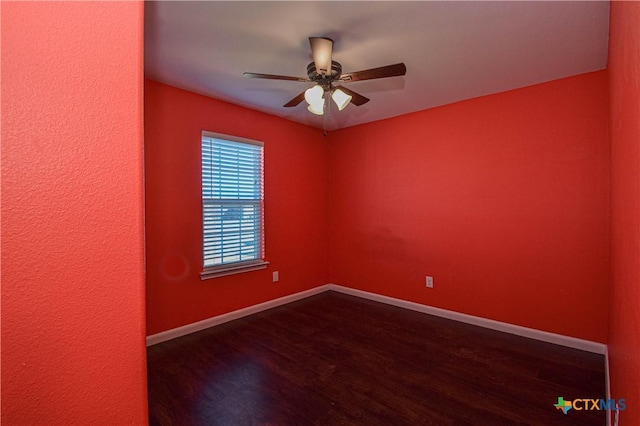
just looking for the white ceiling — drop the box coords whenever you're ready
[144,1,609,131]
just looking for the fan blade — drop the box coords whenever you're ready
[338,63,406,82]
[283,91,306,107]
[309,37,333,76]
[243,72,309,82]
[334,85,370,106]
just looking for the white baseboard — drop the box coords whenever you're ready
[146,284,331,346]
[147,282,606,356]
[328,284,607,355]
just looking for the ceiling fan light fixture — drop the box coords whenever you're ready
[307,102,324,116]
[245,37,405,119]
[332,88,352,111]
[309,37,333,76]
[304,85,323,104]
[305,85,325,115]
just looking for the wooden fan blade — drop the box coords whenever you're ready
[334,85,370,106]
[283,91,306,107]
[309,37,333,76]
[338,63,406,82]
[243,72,309,82]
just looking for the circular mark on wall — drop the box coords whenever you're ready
[160,252,190,281]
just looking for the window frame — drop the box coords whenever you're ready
[200,131,268,280]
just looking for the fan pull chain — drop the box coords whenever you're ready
[323,90,329,136]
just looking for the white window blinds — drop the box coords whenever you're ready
[201,132,265,274]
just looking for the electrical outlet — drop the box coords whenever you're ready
[273,271,279,282]
[426,276,434,288]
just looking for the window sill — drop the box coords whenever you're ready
[200,260,269,280]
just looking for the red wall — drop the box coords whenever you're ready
[329,71,610,343]
[608,1,640,423]
[144,80,329,335]
[1,2,147,424]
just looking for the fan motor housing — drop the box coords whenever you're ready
[307,61,342,85]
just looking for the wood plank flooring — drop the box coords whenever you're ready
[147,291,605,425]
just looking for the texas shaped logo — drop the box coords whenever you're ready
[554,397,573,414]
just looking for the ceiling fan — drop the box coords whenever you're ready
[243,37,407,116]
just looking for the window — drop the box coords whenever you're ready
[200,132,268,279]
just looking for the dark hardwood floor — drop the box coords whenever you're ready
[147,291,605,425]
